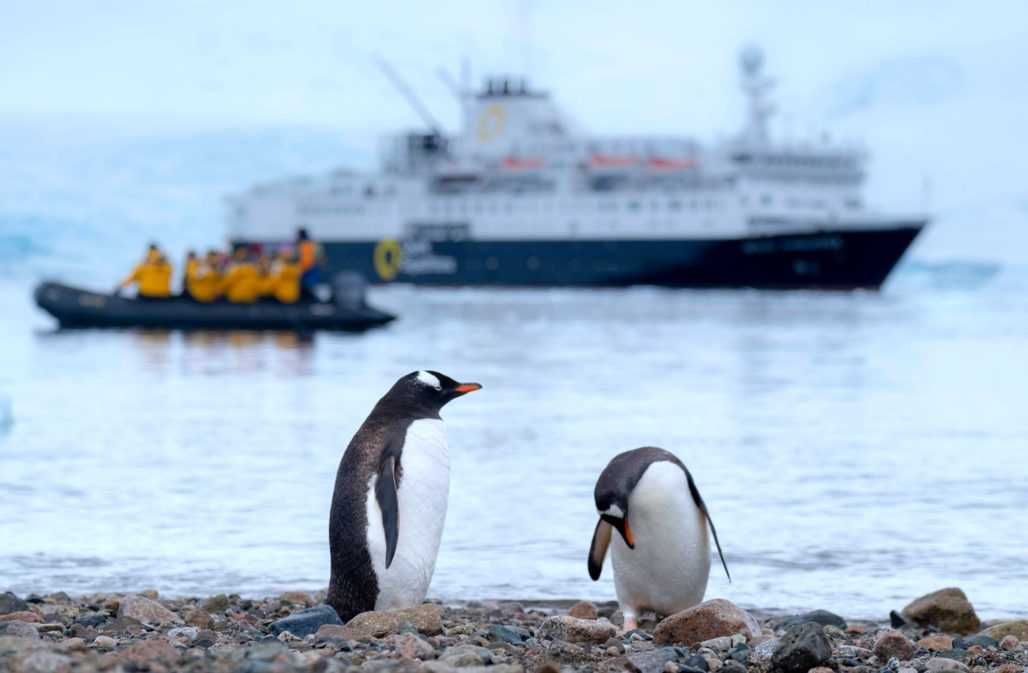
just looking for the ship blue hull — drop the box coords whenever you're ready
[239,224,923,289]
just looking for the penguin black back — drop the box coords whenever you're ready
[326,371,481,621]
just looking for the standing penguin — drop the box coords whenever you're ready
[327,371,481,622]
[588,447,730,632]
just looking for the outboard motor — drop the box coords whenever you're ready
[332,272,368,309]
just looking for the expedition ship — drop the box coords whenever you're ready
[227,48,925,289]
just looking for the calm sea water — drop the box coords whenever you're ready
[1,266,1026,619]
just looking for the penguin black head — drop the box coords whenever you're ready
[380,370,482,417]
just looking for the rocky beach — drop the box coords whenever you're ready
[1,588,1025,673]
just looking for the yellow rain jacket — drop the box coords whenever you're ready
[270,261,301,304]
[186,261,222,303]
[223,262,260,303]
[121,258,172,298]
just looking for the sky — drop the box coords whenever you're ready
[3,1,1028,262]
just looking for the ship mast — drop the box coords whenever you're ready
[739,45,776,145]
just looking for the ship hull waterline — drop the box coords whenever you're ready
[238,223,923,290]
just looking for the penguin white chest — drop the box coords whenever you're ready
[365,419,450,610]
[610,462,711,618]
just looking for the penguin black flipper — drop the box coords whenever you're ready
[375,433,404,568]
[587,518,613,580]
[685,469,731,582]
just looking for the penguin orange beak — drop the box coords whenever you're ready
[454,383,482,394]
[602,514,635,549]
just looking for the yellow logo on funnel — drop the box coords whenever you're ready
[373,239,403,281]
[478,104,505,142]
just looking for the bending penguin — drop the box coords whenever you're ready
[327,371,481,622]
[588,446,730,632]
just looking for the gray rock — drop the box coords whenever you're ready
[699,636,733,652]
[269,604,342,638]
[0,621,40,639]
[685,653,711,671]
[439,644,493,667]
[924,657,970,673]
[771,623,833,673]
[720,662,746,673]
[751,638,780,663]
[873,629,915,661]
[0,592,29,614]
[961,634,997,648]
[168,626,199,642]
[901,588,980,635]
[625,646,688,673]
[539,615,617,644]
[18,650,72,673]
[780,610,847,630]
[487,624,529,645]
[117,594,183,626]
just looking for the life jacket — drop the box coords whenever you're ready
[186,261,222,303]
[122,259,172,298]
[223,262,260,303]
[271,261,301,304]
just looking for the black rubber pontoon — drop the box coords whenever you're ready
[34,281,396,332]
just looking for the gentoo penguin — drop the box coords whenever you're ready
[588,446,730,632]
[326,370,481,622]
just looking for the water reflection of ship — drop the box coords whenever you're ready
[228,47,926,290]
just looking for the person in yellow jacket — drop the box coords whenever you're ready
[185,251,223,303]
[117,244,172,299]
[268,248,301,304]
[256,254,275,299]
[222,247,261,303]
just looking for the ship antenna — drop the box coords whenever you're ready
[739,45,776,145]
[375,57,445,138]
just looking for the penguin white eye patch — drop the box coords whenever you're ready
[416,371,442,389]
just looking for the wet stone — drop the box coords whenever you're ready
[771,622,832,673]
[488,624,529,645]
[269,605,343,638]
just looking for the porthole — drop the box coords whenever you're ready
[486,257,499,271]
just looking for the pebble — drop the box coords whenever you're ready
[654,599,761,646]
[0,593,29,614]
[900,588,981,635]
[874,629,915,661]
[0,590,1023,673]
[568,601,598,620]
[269,604,343,638]
[93,635,116,650]
[771,622,832,673]
[924,656,970,673]
[117,594,183,626]
[918,634,955,651]
[539,615,617,644]
[982,620,1028,642]
[778,609,848,630]
[0,611,40,623]
[624,646,686,673]
[0,621,40,639]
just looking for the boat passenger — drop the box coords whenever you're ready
[186,252,222,303]
[256,254,274,299]
[182,250,198,299]
[297,228,323,300]
[269,248,301,304]
[222,247,261,303]
[117,244,173,299]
